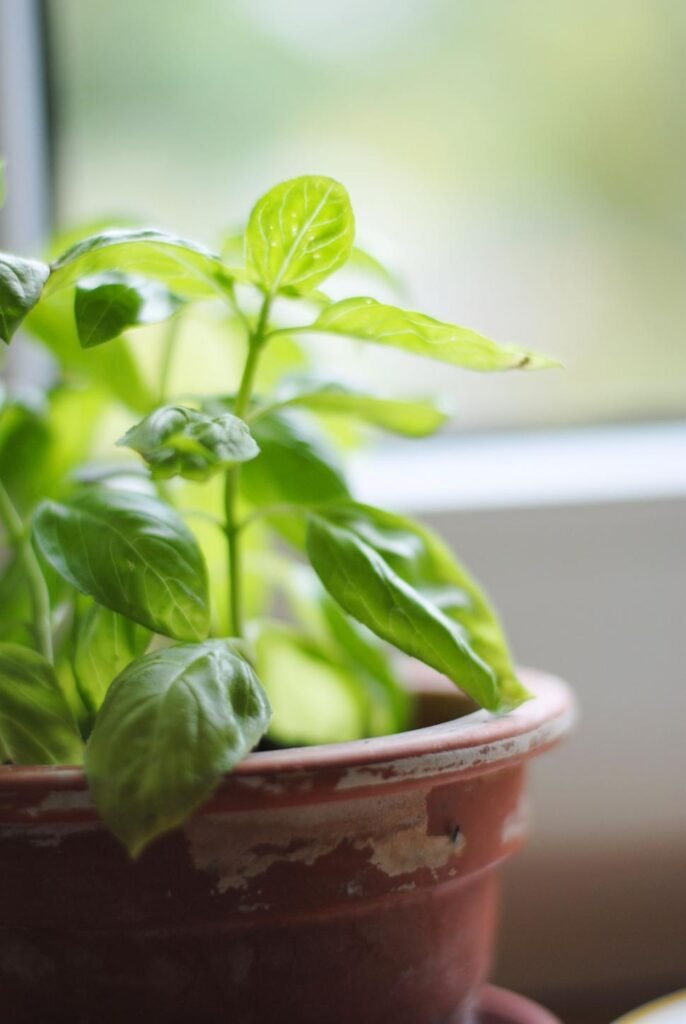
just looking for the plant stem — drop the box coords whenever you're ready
[0,480,53,662]
[158,313,183,404]
[224,293,272,637]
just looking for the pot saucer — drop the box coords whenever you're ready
[478,986,561,1024]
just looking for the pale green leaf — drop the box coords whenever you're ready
[255,378,449,437]
[254,622,369,746]
[85,640,270,856]
[47,229,232,300]
[309,297,558,371]
[246,175,354,294]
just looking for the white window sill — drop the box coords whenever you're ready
[350,420,686,514]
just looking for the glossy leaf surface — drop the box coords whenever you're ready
[118,405,259,481]
[0,253,50,343]
[47,229,231,299]
[34,487,210,641]
[312,297,557,371]
[306,503,529,711]
[85,640,270,856]
[74,272,183,348]
[246,175,354,294]
[0,644,84,764]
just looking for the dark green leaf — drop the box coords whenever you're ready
[0,253,50,343]
[85,640,270,856]
[118,405,259,481]
[47,229,232,300]
[246,175,354,294]
[307,503,529,710]
[74,272,184,348]
[310,297,558,371]
[257,378,449,437]
[0,643,84,764]
[73,602,150,717]
[33,487,210,641]
[242,410,349,514]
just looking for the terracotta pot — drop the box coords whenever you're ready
[478,985,562,1023]
[0,667,573,1024]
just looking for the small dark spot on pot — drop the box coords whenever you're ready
[449,824,461,845]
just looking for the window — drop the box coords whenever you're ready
[47,0,686,431]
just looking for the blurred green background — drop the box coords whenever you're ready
[48,0,686,429]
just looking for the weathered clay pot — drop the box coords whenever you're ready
[478,985,562,1023]
[0,667,573,1024]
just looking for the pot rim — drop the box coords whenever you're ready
[0,667,574,795]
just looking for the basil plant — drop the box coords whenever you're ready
[0,174,555,856]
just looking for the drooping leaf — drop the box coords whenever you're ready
[33,486,210,641]
[253,622,369,745]
[307,503,529,710]
[85,640,270,856]
[308,297,558,371]
[73,601,150,717]
[46,228,233,300]
[0,643,84,764]
[241,410,349,512]
[74,272,184,348]
[246,175,354,294]
[118,405,259,481]
[0,253,50,343]
[256,378,449,437]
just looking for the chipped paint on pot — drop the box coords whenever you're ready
[0,668,573,1024]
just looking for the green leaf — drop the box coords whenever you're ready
[257,378,449,437]
[307,510,506,713]
[33,487,210,641]
[25,292,156,412]
[73,602,150,717]
[47,228,232,300]
[0,643,84,764]
[0,253,50,343]
[271,561,410,736]
[307,503,529,710]
[242,410,349,509]
[320,594,411,733]
[246,175,354,294]
[85,640,270,856]
[346,245,404,293]
[253,622,369,746]
[310,297,558,371]
[74,272,184,348]
[118,405,259,481]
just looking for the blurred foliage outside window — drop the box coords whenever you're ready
[41,0,686,430]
